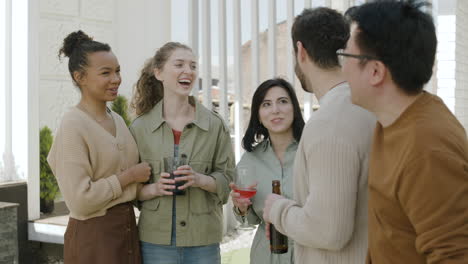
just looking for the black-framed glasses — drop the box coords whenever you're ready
[336,49,380,66]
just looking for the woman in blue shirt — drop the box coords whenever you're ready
[230,78,305,264]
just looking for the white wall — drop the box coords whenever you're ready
[437,15,456,113]
[39,0,171,133]
[456,0,468,130]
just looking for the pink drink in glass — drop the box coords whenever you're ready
[233,187,257,199]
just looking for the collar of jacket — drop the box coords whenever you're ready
[147,96,210,133]
[259,138,298,152]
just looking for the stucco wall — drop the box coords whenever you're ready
[38,0,171,133]
[456,0,468,130]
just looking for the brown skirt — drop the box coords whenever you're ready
[64,202,141,264]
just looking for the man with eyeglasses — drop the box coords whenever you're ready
[342,1,468,263]
[262,7,375,264]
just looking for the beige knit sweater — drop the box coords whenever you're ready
[269,84,376,264]
[47,107,139,220]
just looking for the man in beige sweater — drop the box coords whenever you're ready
[342,1,468,263]
[263,8,375,264]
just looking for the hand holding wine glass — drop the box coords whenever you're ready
[229,182,257,214]
[231,166,257,229]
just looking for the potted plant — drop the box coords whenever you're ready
[40,126,59,214]
[111,95,131,126]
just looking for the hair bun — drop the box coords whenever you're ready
[59,30,93,58]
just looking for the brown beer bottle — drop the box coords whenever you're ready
[270,180,288,254]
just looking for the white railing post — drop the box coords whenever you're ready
[424,0,438,94]
[28,0,40,220]
[188,0,199,95]
[303,0,312,121]
[287,0,295,85]
[251,0,260,90]
[3,0,14,183]
[218,0,229,122]
[201,0,212,109]
[268,0,277,78]
[233,0,243,162]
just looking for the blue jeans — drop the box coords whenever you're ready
[140,241,220,264]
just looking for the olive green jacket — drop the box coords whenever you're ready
[130,98,235,246]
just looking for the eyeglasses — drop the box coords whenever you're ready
[336,49,380,66]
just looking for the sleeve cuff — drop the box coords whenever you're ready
[209,171,230,204]
[106,174,123,199]
[269,198,294,234]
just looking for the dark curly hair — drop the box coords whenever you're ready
[292,7,349,69]
[131,42,192,116]
[58,30,111,87]
[242,78,305,152]
[347,0,436,95]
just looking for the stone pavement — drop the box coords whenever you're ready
[222,248,250,264]
[220,227,257,264]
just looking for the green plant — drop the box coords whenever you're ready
[40,126,59,202]
[111,95,131,126]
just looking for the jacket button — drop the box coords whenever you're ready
[180,221,186,227]
[186,124,193,129]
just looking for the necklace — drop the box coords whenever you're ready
[77,104,111,123]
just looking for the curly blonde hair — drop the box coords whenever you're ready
[131,42,193,116]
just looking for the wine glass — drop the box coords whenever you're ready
[233,166,257,230]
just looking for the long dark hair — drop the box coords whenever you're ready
[131,42,192,116]
[242,78,305,152]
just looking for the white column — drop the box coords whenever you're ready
[342,0,351,10]
[144,0,171,57]
[287,0,295,85]
[456,0,468,129]
[425,0,438,94]
[28,0,40,220]
[268,0,277,78]
[303,0,312,121]
[189,0,199,94]
[201,0,212,109]
[218,0,229,122]
[251,0,260,90]
[233,0,243,162]
[3,0,14,183]
[115,0,172,96]
[188,0,199,54]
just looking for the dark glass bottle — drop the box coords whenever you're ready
[270,180,288,254]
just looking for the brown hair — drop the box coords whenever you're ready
[131,42,192,116]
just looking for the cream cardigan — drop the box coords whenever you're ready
[269,84,376,264]
[47,107,139,220]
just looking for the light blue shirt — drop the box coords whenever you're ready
[235,139,297,264]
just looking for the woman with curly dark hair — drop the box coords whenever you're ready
[48,30,151,263]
